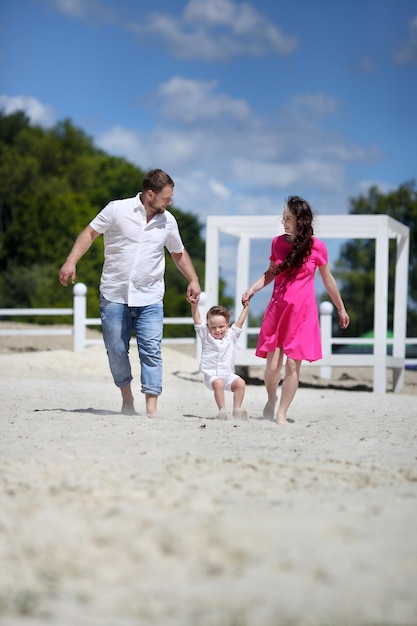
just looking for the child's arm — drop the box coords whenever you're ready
[234,302,249,329]
[190,300,202,326]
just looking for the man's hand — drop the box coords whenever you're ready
[186,280,201,303]
[58,261,76,286]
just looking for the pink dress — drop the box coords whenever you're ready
[256,235,328,362]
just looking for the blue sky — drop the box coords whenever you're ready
[1,0,416,310]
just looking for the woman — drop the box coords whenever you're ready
[242,196,350,425]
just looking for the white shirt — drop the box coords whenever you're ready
[90,193,184,306]
[195,323,242,379]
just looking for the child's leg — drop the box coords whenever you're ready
[211,378,226,410]
[276,358,301,424]
[231,376,246,412]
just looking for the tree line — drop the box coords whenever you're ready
[0,111,211,336]
[0,111,416,338]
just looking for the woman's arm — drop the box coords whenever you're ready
[319,264,350,329]
[241,269,275,306]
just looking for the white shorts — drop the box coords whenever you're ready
[203,373,240,391]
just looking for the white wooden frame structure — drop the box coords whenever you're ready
[205,214,410,394]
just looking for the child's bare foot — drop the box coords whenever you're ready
[233,409,249,420]
[217,409,229,420]
[263,396,277,419]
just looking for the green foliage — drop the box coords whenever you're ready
[0,110,207,324]
[0,263,72,323]
[170,207,205,263]
[333,181,417,337]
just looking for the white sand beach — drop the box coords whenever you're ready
[0,327,416,626]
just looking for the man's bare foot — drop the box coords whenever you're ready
[217,408,229,420]
[263,396,277,419]
[121,401,136,416]
[233,408,249,420]
[147,410,159,419]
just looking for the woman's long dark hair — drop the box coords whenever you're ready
[276,196,314,275]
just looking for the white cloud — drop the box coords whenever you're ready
[44,0,118,23]
[50,0,87,18]
[358,57,379,73]
[96,125,148,165]
[231,158,344,190]
[394,15,417,65]
[0,95,55,127]
[289,93,341,117]
[46,0,297,60]
[357,180,395,196]
[96,77,383,220]
[7,82,381,224]
[324,143,382,163]
[130,0,297,61]
[209,178,230,199]
[157,77,251,124]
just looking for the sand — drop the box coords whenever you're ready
[0,327,416,626]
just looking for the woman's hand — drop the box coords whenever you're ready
[338,309,350,330]
[241,290,254,306]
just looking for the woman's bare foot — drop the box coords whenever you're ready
[263,396,277,419]
[276,413,289,425]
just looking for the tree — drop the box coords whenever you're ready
[0,111,208,325]
[333,181,417,337]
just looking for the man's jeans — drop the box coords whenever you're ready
[100,295,163,396]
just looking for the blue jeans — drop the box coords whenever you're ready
[100,295,163,396]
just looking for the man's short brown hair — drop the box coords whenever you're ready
[142,169,174,193]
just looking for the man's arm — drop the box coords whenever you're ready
[170,249,201,303]
[59,225,100,286]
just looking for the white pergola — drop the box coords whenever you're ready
[204,214,410,394]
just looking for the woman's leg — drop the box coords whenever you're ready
[276,357,301,424]
[263,348,284,418]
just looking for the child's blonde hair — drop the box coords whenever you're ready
[206,305,231,324]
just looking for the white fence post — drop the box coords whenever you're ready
[320,301,334,379]
[73,283,87,352]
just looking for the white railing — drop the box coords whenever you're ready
[0,283,195,352]
[235,301,416,393]
[1,284,416,392]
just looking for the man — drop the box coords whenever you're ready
[59,169,201,417]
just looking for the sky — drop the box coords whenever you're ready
[1,0,416,311]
